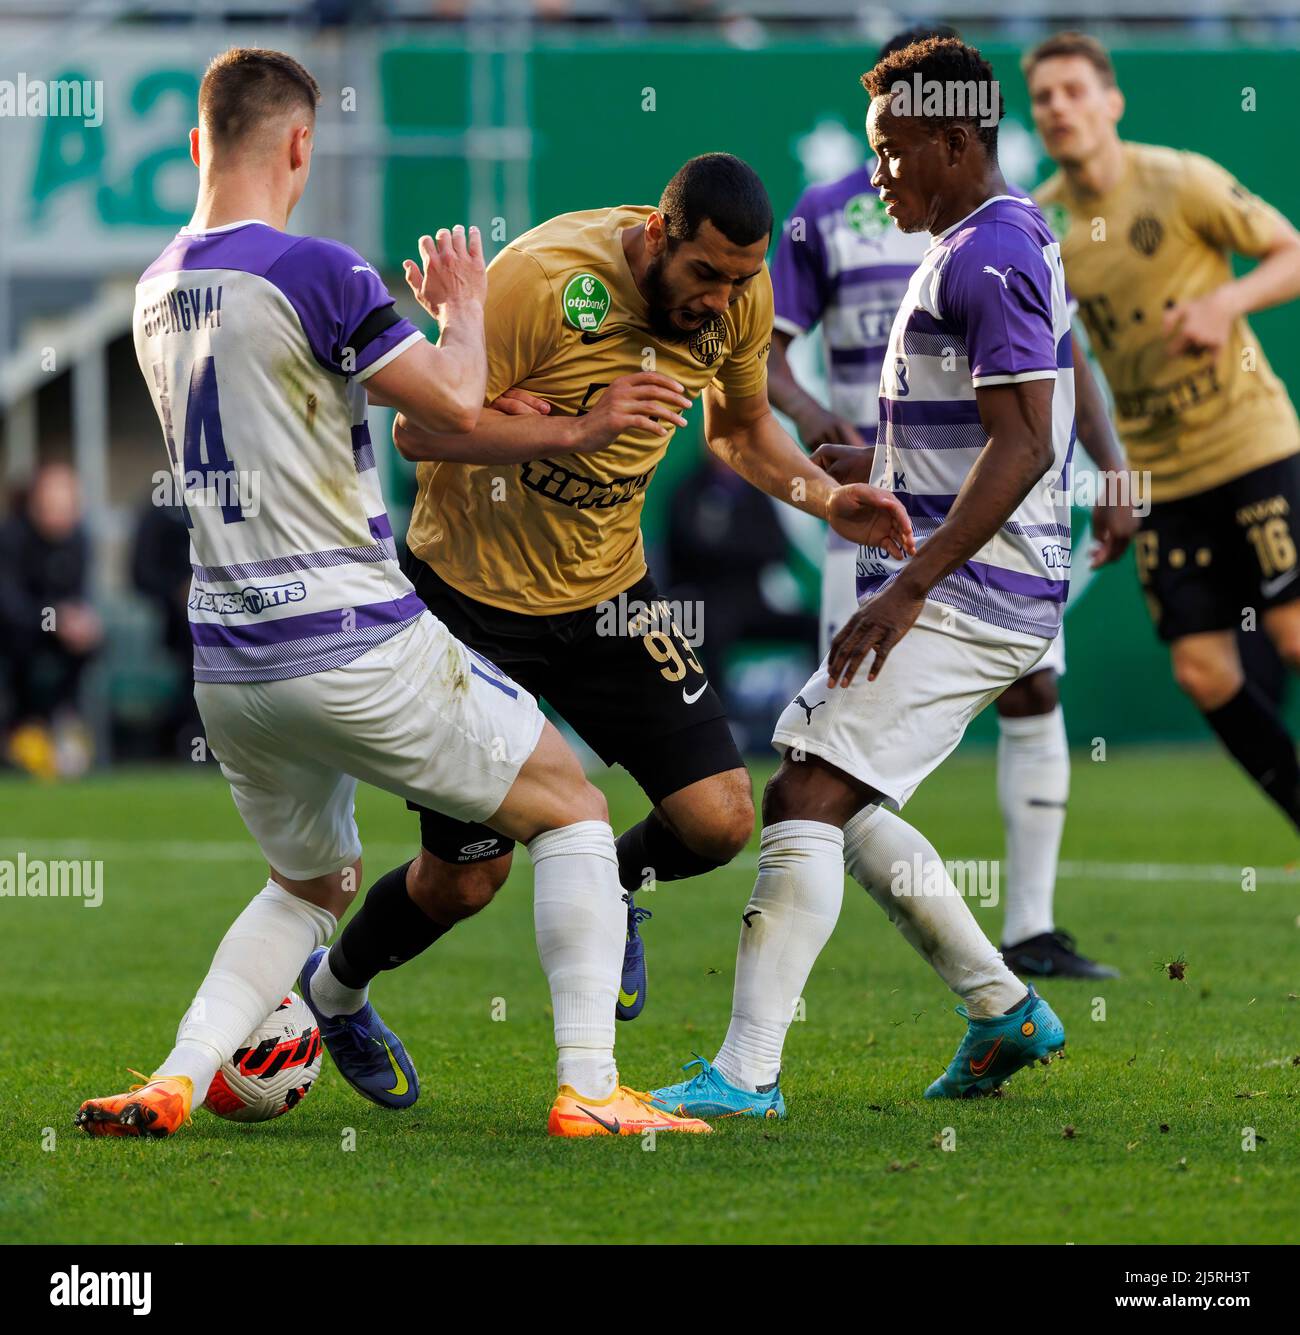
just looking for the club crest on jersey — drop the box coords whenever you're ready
[689,314,726,366]
[844,192,889,241]
[1128,213,1164,258]
[562,272,612,331]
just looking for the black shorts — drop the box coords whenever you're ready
[1135,453,1300,642]
[400,550,743,862]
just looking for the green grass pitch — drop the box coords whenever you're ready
[2,744,1297,1244]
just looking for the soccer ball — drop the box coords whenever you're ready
[202,992,323,1123]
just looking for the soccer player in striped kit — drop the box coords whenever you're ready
[768,25,1128,980]
[653,36,1079,1116]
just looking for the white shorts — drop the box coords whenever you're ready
[195,613,545,880]
[772,599,1051,810]
[1035,624,1066,677]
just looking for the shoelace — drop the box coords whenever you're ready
[1050,929,1079,952]
[124,1068,193,1124]
[334,1014,389,1069]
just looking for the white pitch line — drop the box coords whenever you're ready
[0,841,1293,884]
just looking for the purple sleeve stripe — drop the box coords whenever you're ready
[189,591,426,648]
[1056,330,1073,369]
[368,512,394,543]
[882,397,983,426]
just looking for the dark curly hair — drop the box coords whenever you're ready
[862,36,1003,156]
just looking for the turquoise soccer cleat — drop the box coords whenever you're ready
[924,985,1065,1099]
[648,1054,786,1120]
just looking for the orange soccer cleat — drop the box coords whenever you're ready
[75,1072,195,1139]
[548,1083,713,1137]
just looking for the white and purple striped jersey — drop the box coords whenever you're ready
[860,195,1075,641]
[771,163,931,438]
[133,220,427,684]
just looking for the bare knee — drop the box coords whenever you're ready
[997,667,1059,718]
[408,849,509,924]
[664,769,754,863]
[1170,638,1242,711]
[762,755,866,829]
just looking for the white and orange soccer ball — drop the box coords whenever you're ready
[202,993,323,1123]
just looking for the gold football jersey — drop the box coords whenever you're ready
[1036,143,1300,502]
[406,205,773,613]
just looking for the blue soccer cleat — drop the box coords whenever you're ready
[924,985,1065,1099]
[615,894,652,1021]
[299,947,419,1109]
[648,1054,786,1119]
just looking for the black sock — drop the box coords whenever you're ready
[1204,683,1300,832]
[329,861,451,988]
[615,809,723,892]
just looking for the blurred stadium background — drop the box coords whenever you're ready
[3,0,1299,776]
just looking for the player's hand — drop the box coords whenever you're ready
[492,387,552,417]
[1089,498,1139,569]
[825,484,915,559]
[827,579,926,687]
[810,442,874,485]
[403,225,486,321]
[795,404,868,451]
[1162,289,1234,357]
[571,373,692,451]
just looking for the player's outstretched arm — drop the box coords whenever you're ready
[702,383,911,556]
[827,379,1055,688]
[391,372,691,463]
[365,225,488,434]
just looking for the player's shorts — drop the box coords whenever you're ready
[1135,453,1300,642]
[194,613,544,881]
[772,598,1051,810]
[400,551,744,864]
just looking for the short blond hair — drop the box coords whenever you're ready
[1021,32,1117,87]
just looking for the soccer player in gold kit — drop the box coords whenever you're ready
[1030,33,1300,834]
[298,154,913,1087]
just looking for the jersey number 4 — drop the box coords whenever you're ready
[154,356,244,525]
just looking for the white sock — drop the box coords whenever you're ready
[843,806,1024,1020]
[305,951,367,1018]
[998,707,1070,946]
[156,880,337,1102]
[713,821,844,1092]
[528,820,624,1101]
